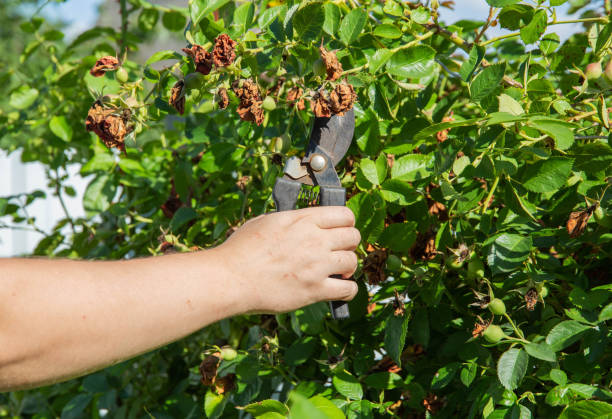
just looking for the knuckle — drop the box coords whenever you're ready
[352,228,361,245]
[343,207,356,225]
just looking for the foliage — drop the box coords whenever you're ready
[1,0,612,417]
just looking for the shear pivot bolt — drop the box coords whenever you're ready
[310,154,326,171]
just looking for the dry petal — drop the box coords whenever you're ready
[90,56,119,77]
[212,34,237,67]
[410,230,437,261]
[182,44,213,75]
[525,288,538,311]
[310,91,332,118]
[232,79,264,125]
[218,87,229,109]
[286,86,305,110]
[567,209,593,238]
[199,353,221,386]
[319,46,343,81]
[329,83,357,116]
[363,247,387,285]
[169,80,185,115]
[85,101,132,151]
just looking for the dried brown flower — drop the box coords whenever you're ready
[199,353,221,386]
[232,79,264,125]
[214,374,236,394]
[85,101,132,151]
[286,86,305,110]
[329,83,357,116]
[436,114,455,143]
[410,230,437,261]
[212,34,237,67]
[90,56,119,77]
[169,80,185,115]
[217,87,229,109]
[567,207,594,238]
[182,44,213,75]
[472,316,492,339]
[393,289,406,317]
[525,288,538,311]
[310,91,332,118]
[362,247,387,285]
[319,46,343,81]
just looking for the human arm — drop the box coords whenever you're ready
[0,206,359,391]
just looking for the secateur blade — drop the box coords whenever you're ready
[304,108,355,167]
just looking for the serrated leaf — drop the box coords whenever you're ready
[558,401,612,419]
[546,320,591,352]
[240,400,289,416]
[339,8,366,45]
[332,370,363,400]
[293,2,324,41]
[189,0,231,27]
[368,48,394,74]
[390,154,433,181]
[380,179,421,206]
[373,23,401,39]
[387,45,436,79]
[323,2,341,35]
[431,363,461,390]
[10,85,38,109]
[499,93,524,116]
[524,342,556,362]
[384,312,409,366]
[308,396,345,419]
[470,63,505,101]
[486,0,520,5]
[146,50,182,65]
[521,157,573,193]
[460,45,485,81]
[520,9,547,44]
[528,117,575,150]
[497,348,528,390]
[486,233,532,274]
[598,302,612,323]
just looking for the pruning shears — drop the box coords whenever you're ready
[272,109,356,320]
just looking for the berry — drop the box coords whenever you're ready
[446,255,464,270]
[262,96,276,111]
[488,298,506,315]
[604,61,612,83]
[585,62,602,80]
[269,135,291,154]
[386,254,402,272]
[483,324,505,343]
[220,347,238,361]
[539,285,548,299]
[594,206,612,228]
[467,254,485,279]
[115,67,129,83]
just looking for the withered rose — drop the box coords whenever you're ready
[286,86,305,111]
[85,101,133,151]
[217,87,229,109]
[90,56,119,77]
[199,353,221,386]
[329,83,357,115]
[182,44,213,75]
[566,208,594,238]
[232,79,264,125]
[169,80,185,115]
[319,46,343,81]
[310,91,332,118]
[212,34,237,67]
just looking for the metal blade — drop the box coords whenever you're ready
[304,109,355,167]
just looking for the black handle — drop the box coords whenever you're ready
[320,186,351,320]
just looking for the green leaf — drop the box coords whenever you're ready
[391,154,433,181]
[204,390,227,419]
[546,320,591,352]
[289,392,329,419]
[380,222,418,252]
[558,401,612,419]
[170,207,198,231]
[373,23,401,39]
[339,8,367,45]
[347,192,385,243]
[550,369,568,386]
[368,48,394,74]
[162,10,187,31]
[410,6,430,24]
[293,2,324,42]
[49,116,73,142]
[10,85,38,109]
[486,233,532,274]
[384,312,409,366]
[497,348,529,390]
[470,63,505,101]
[460,362,478,387]
[486,0,520,5]
[190,0,231,27]
[380,179,421,206]
[414,117,480,140]
[598,302,612,323]
[460,45,485,81]
[521,157,574,193]
[323,2,341,35]
[550,0,568,4]
[524,342,557,362]
[83,175,115,216]
[498,93,524,116]
[308,395,345,419]
[232,2,254,32]
[138,8,159,31]
[363,372,403,390]
[431,362,461,390]
[499,5,534,31]
[528,117,575,150]
[387,45,436,79]
[285,336,317,366]
[540,33,560,55]
[358,158,380,186]
[520,9,547,44]
[258,5,285,29]
[595,22,612,57]
[146,50,182,65]
[61,394,92,419]
[240,400,289,416]
[332,370,363,400]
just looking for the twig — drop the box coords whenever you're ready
[119,0,129,60]
[54,169,76,234]
[474,7,496,45]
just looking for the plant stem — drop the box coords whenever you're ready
[119,0,129,60]
[481,16,608,46]
[481,176,500,215]
[504,313,525,339]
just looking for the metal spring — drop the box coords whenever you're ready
[298,188,320,206]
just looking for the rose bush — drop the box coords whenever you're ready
[1,0,612,417]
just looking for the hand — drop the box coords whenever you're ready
[217,206,360,314]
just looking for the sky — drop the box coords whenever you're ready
[0,0,583,256]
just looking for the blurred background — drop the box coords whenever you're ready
[0,0,581,256]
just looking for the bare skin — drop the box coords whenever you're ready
[0,206,359,391]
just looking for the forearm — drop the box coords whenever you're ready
[0,248,245,391]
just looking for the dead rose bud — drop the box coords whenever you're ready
[319,46,343,81]
[169,80,185,115]
[310,90,332,118]
[217,87,229,109]
[232,79,264,125]
[182,44,213,75]
[436,114,454,143]
[286,86,305,110]
[329,83,357,116]
[566,207,594,238]
[212,34,237,67]
[199,353,221,386]
[85,101,133,151]
[90,56,119,77]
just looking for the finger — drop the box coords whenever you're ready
[324,227,361,251]
[321,277,358,301]
[327,251,358,276]
[299,206,355,229]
